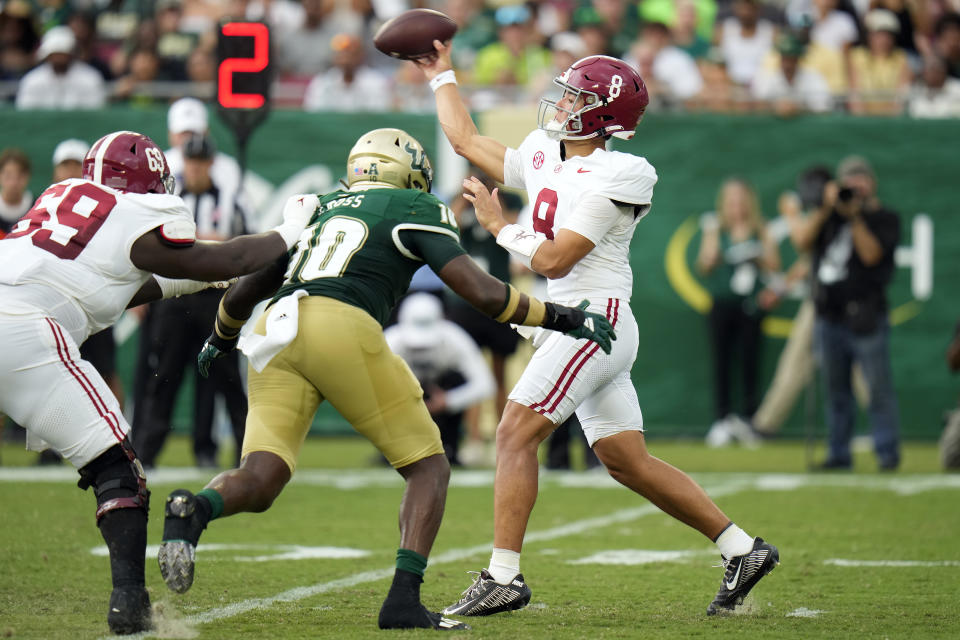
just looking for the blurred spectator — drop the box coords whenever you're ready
[277,0,361,77]
[933,12,960,78]
[752,32,833,113]
[673,0,712,59]
[907,54,960,117]
[717,0,776,87]
[444,0,498,71]
[695,49,737,111]
[809,0,860,53]
[586,0,642,58]
[627,21,704,103]
[112,46,163,105]
[472,4,551,86]
[793,156,901,471]
[109,20,160,80]
[385,293,495,467]
[696,178,780,447]
[155,0,196,81]
[15,25,106,109]
[132,132,250,470]
[51,138,87,182]
[164,97,245,211]
[848,9,912,114]
[0,3,40,79]
[244,0,307,35]
[185,42,216,86]
[67,11,111,80]
[303,33,391,111]
[640,0,718,41]
[869,0,920,56]
[0,147,31,235]
[572,5,611,57]
[530,31,587,99]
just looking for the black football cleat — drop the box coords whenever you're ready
[442,570,531,617]
[707,537,779,615]
[378,602,470,630]
[107,585,152,634]
[158,489,208,594]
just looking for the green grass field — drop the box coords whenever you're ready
[1,436,958,639]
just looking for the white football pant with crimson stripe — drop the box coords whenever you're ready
[0,310,127,468]
[508,298,643,445]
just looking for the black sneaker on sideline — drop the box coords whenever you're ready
[158,489,208,594]
[442,570,531,617]
[707,537,779,615]
[378,602,471,630]
[107,585,152,634]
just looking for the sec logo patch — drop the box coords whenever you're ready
[533,151,544,169]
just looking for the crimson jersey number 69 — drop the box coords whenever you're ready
[6,182,117,260]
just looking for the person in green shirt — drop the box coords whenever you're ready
[696,177,781,446]
[156,127,614,631]
[472,4,551,86]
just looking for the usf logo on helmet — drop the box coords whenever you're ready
[347,128,433,193]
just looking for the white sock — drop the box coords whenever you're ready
[487,548,521,584]
[715,523,754,559]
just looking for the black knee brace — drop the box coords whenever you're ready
[77,440,150,522]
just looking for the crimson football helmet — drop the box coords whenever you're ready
[82,131,175,195]
[538,55,649,141]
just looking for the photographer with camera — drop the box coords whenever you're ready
[793,156,901,471]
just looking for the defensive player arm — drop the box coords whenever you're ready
[219,255,289,323]
[415,40,507,182]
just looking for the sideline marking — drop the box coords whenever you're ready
[787,608,826,618]
[90,543,370,562]
[5,468,960,494]
[825,559,960,567]
[568,549,716,565]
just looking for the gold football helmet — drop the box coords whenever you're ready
[347,128,433,193]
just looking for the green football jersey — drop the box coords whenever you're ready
[272,188,464,325]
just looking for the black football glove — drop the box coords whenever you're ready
[543,300,616,354]
[197,332,238,378]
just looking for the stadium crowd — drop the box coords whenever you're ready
[0,0,959,115]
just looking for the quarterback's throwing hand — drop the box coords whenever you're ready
[197,333,237,378]
[565,300,616,354]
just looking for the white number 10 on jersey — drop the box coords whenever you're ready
[285,216,369,282]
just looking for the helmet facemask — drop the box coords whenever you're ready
[538,79,604,141]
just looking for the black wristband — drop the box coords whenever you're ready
[207,331,238,352]
[541,302,585,333]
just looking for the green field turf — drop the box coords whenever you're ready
[1,436,958,639]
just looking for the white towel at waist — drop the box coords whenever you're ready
[238,290,308,372]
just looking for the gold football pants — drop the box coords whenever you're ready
[241,296,444,471]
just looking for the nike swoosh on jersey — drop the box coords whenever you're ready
[577,168,591,173]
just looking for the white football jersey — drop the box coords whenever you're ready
[0,178,196,344]
[504,129,658,304]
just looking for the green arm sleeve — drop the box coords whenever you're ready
[398,228,467,273]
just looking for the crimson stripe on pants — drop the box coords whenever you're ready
[45,318,124,443]
[529,298,618,414]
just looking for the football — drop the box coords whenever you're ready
[373,9,458,61]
